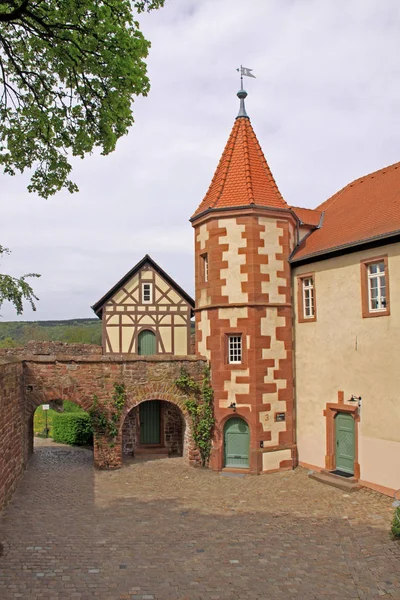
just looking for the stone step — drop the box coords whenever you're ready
[309,470,361,492]
[134,447,168,455]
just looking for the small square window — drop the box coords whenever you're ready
[228,335,242,364]
[142,283,152,303]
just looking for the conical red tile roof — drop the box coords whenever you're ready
[192,117,287,219]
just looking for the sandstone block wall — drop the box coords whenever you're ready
[0,360,26,512]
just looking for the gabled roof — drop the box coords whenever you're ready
[290,206,323,228]
[191,116,288,219]
[92,254,195,318]
[291,161,400,263]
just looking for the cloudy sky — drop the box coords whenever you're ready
[2,0,400,321]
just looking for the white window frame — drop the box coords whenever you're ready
[202,254,209,283]
[142,282,152,304]
[367,261,386,312]
[228,335,242,364]
[302,277,315,319]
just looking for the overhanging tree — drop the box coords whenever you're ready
[0,0,164,313]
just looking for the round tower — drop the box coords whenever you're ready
[190,88,297,474]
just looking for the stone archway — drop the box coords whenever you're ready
[121,399,187,459]
[119,388,195,466]
[26,389,90,461]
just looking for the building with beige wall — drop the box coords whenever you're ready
[291,164,400,496]
[92,89,399,495]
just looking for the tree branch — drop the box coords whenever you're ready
[0,0,30,23]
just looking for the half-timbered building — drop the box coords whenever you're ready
[92,255,194,356]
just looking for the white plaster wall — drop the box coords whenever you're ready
[294,243,400,491]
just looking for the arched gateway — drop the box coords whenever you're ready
[21,354,204,470]
[122,399,186,458]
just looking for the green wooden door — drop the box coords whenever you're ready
[138,330,156,355]
[139,400,161,444]
[224,417,249,468]
[335,412,355,474]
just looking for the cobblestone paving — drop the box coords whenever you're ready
[0,440,399,600]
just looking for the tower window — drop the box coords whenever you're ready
[201,253,208,282]
[142,283,152,303]
[228,335,242,364]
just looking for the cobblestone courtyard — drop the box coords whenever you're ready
[0,440,399,600]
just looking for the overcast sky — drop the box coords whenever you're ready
[1,0,400,321]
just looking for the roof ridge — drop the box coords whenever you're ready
[241,119,255,204]
[317,160,400,211]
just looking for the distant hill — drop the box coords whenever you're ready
[0,318,102,347]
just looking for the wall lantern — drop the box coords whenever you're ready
[349,395,362,408]
[229,402,237,412]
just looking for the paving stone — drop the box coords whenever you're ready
[0,439,399,599]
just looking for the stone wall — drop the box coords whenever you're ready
[0,360,27,512]
[164,403,184,456]
[0,353,205,511]
[0,341,102,357]
[122,408,137,455]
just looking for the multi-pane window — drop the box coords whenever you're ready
[228,335,242,364]
[201,254,208,282]
[367,262,386,311]
[142,283,152,303]
[302,277,315,319]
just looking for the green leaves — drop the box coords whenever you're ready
[176,366,215,467]
[0,245,39,314]
[0,0,165,197]
[89,383,126,443]
[392,507,400,539]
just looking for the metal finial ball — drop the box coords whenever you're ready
[237,89,248,99]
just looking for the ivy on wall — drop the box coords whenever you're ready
[175,365,215,467]
[89,382,126,448]
[392,506,400,539]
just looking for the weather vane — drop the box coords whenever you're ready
[236,65,256,91]
[236,66,255,119]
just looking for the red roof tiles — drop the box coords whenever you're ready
[192,117,288,218]
[292,161,400,261]
[290,206,322,228]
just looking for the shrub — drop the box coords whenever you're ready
[392,507,400,539]
[52,413,93,446]
[63,400,83,413]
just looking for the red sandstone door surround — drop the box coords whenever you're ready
[324,391,360,479]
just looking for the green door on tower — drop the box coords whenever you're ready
[224,417,249,468]
[138,330,156,355]
[335,412,355,474]
[139,400,161,444]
